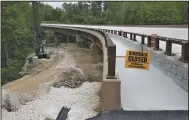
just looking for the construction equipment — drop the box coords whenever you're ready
[38,40,50,59]
[32,1,50,59]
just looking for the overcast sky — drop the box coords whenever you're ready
[43,2,77,8]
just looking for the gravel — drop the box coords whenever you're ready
[2,82,102,120]
[52,68,87,88]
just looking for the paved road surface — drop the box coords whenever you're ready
[87,110,188,120]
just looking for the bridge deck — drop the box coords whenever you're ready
[109,33,188,110]
[42,23,188,111]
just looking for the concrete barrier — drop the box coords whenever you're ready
[102,75,121,111]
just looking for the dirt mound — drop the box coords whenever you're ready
[52,68,86,88]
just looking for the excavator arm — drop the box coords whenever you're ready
[32,2,50,59]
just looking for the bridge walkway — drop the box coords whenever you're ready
[108,33,188,110]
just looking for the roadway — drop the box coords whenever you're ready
[41,24,188,110]
[42,24,188,40]
[88,110,188,120]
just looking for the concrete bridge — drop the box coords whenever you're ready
[41,24,188,112]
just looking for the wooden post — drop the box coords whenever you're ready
[125,32,128,38]
[141,35,145,45]
[147,36,151,47]
[165,39,172,56]
[118,31,121,36]
[123,32,126,37]
[154,37,160,50]
[180,42,189,62]
[133,34,136,41]
[107,45,116,78]
[130,33,133,40]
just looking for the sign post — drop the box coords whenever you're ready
[125,50,151,70]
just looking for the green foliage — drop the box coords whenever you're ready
[41,2,187,25]
[56,1,188,25]
[1,2,36,85]
[43,30,55,44]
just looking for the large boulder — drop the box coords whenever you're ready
[2,89,21,111]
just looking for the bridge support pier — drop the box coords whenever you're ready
[54,33,58,47]
[66,34,69,43]
[91,43,101,55]
[76,35,85,47]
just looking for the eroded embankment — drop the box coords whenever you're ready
[2,43,103,120]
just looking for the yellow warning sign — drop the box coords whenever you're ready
[125,50,151,70]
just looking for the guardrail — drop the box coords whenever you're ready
[87,28,116,78]
[95,28,188,63]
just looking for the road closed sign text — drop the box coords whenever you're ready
[125,50,151,70]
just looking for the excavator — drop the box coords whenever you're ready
[32,1,50,59]
[31,2,71,119]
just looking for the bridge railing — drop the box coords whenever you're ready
[101,31,116,79]
[96,28,188,63]
[87,28,116,79]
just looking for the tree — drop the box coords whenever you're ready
[1,2,36,84]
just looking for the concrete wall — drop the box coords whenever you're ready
[147,48,188,92]
[115,34,188,92]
